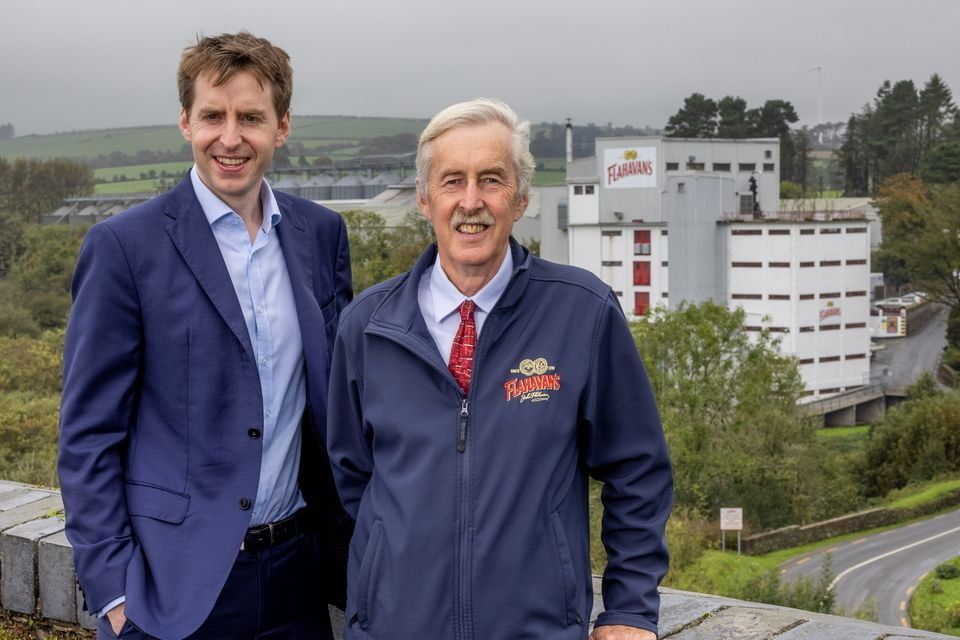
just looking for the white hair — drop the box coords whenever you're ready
[416,98,535,202]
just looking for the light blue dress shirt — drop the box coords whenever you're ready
[417,249,513,364]
[191,167,307,526]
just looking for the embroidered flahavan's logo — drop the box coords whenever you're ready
[504,358,561,403]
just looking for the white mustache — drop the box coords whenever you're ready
[450,209,495,229]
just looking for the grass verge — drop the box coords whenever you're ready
[909,557,960,635]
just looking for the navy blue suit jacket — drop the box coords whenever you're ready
[58,176,352,640]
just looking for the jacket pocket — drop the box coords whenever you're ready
[551,511,579,626]
[356,519,384,630]
[125,481,190,524]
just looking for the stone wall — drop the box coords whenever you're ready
[0,480,953,639]
[742,489,960,554]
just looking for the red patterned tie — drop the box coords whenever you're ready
[448,300,477,394]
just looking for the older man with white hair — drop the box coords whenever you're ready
[326,98,672,640]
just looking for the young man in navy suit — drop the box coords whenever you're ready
[58,32,352,639]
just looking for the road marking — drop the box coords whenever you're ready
[851,539,865,545]
[901,616,908,627]
[829,524,960,590]
[796,556,810,565]
[906,586,914,596]
[827,547,838,553]
[900,601,906,611]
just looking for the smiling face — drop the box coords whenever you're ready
[179,70,290,218]
[417,121,528,295]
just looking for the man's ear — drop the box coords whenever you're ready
[178,108,191,142]
[276,111,291,147]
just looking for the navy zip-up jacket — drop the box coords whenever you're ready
[326,241,672,639]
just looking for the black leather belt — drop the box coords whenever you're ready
[241,509,308,552]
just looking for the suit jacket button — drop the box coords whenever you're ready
[248,428,261,439]
[239,498,251,510]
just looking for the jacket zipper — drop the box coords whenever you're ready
[455,396,471,640]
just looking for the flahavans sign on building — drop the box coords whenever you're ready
[604,147,657,189]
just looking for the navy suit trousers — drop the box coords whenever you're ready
[97,531,333,640]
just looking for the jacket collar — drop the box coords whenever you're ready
[369,237,533,336]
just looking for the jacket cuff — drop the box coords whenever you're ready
[594,611,658,636]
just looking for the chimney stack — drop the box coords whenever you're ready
[565,118,573,164]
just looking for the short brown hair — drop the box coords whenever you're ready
[178,32,293,119]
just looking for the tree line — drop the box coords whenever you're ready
[839,74,958,195]
[0,123,13,140]
[662,94,811,189]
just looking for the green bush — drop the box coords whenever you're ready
[936,562,960,580]
[0,391,60,487]
[0,329,64,394]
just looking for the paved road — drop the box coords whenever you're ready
[871,304,949,387]
[780,508,960,627]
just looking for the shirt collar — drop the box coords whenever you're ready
[190,165,282,233]
[430,248,514,322]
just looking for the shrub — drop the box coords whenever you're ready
[0,391,60,487]
[935,563,960,580]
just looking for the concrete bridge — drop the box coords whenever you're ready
[0,479,952,639]
[801,383,909,427]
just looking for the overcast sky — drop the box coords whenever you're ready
[3,1,957,136]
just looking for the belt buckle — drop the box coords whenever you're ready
[267,521,275,546]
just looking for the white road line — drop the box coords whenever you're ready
[829,524,960,589]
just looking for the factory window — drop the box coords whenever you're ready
[769,294,791,300]
[633,261,651,286]
[662,292,669,298]
[661,260,669,267]
[769,327,789,333]
[820,324,841,331]
[574,185,583,195]
[846,259,867,266]
[731,293,762,300]
[731,261,762,267]
[820,292,841,299]
[799,358,815,364]
[765,150,773,159]
[768,229,790,235]
[613,291,623,297]
[846,353,867,360]
[686,162,705,171]
[820,260,842,267]
[713,163,731,172]
[819,355,841,363]
[799,261,815,268]
[731,229,762,235]
[846,290,867,297]
[799,294,815,300]
[584,185,595,194]
[661,229,669,236]
[742,326,763,332]
[633,230,651,255]
[846,227,867,234]
[821,387,841,394]
[820,227,842,234]
[768,262,791,268]
[739,195,754,214]
[763,163,775,172]
[798,326,815,332]
[738,163,756,172]
[601,230,623,237]
[634,292,650,316]
[800,229,815,235]
[601,261,622,267]
[666,162,679,171]
[677,182,686,193]
[846,322,867,329]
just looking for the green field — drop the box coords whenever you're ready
[94,179,167,195]
[0,115,429,164]
[0,125,184,161]
[94,161,193,182]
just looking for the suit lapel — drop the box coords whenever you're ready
[275,200,329,395]
[164,178,256,363]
